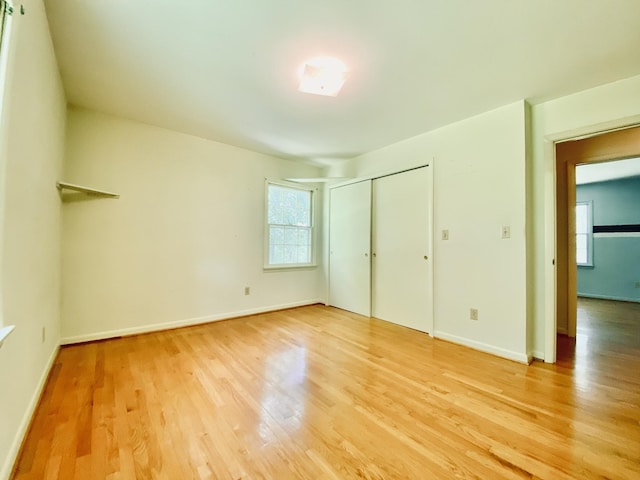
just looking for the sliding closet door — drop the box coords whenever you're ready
[329,180,371,316]
[372,167,432,332]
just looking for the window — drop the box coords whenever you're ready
[265,181,315,268]
[576,201,593,266]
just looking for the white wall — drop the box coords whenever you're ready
[0,1,66,478]
[61,108,324,342]
[530,74,640,361]
[338,101,529,362]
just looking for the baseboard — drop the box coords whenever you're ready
[1,344,59,480]
[433,330,529,364]
[530,350,545,361]
[61,299,323,345]
[577,293,639,303]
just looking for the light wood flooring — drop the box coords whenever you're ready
[11,300,640,479]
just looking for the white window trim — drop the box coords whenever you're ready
[264,179,317,270]
[576,200,594,267]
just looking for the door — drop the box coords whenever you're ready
[372,167,432,332]
[329,180,372,316]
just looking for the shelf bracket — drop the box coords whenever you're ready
[56,181,120,199]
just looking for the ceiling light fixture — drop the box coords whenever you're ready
[298,56,348,97]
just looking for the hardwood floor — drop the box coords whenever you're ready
[12,302,640,479]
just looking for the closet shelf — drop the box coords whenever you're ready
[56,181,120,199]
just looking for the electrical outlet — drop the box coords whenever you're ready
[244,286,251,296]
[442,229,449,240]
[41,327,46,343]
[635,282,640,289]
[501,226,510,239]
[470,308,478,321]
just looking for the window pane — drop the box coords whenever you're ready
[576,204,588,234]
[271,244,285,265]
[297,208,310,227]
[297,228,310,246]
[577,248,587,265]
[576,234,587,264]
[284,245,297,264]
[270,226,284,245]
[284,227,297,245]
[297,246,310,264]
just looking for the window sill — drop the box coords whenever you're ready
[0,325,15,348]
[264,264,318,272]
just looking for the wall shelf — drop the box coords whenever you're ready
[56,181,120,199]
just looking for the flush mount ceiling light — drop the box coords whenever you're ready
[298,56,348,97]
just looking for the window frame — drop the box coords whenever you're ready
[264,179,317,270]
[575,200,593,267]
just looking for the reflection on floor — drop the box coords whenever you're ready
[557,296,640,376]
[11,302,640,479]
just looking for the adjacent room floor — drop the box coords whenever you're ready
[11,299,640,479]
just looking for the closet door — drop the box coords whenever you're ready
[329,180,371,316]
[372,167,432,332]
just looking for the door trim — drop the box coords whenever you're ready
[328,163,430,190]
[552,125,640,348]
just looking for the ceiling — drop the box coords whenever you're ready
[44,0,640,165]
[576,157,640,185]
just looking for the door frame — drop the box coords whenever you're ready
[547,125,640,360]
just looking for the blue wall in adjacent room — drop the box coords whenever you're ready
[576,175,640,303]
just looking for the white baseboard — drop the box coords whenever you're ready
[577,293,639,303]
[530,350,545,361]
[1,344,59,480]
[433,330,529,364]
[61,299,323,345]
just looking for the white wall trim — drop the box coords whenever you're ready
[434,330,529,364]
[61,299,323,345]
[0,344,59,480]
[577,293,639,303]
[531,350,545,361]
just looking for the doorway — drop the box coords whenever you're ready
[554,126,640,358]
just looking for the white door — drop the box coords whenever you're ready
[372,167,432,332]
[329,180,371,316]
